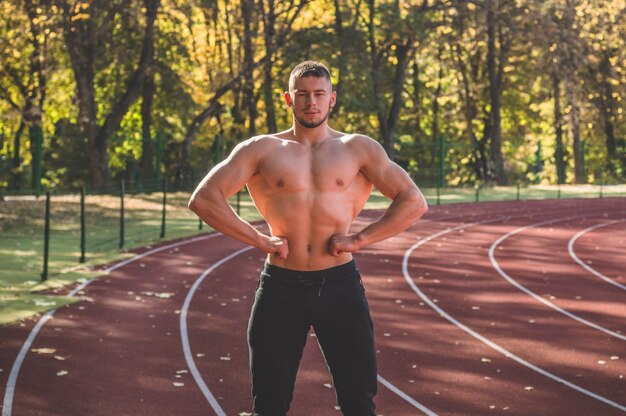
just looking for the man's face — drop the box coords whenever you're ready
[284,76,336,129]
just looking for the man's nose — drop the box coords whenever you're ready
[305,95,317,107]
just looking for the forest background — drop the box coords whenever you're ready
[0,0,625,195]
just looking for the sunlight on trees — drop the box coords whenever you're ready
[0,0,624,192]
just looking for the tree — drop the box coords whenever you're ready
[60,0,160,189]
[366,0,435,160]
[0,0,50,189]
[485,0,511,185]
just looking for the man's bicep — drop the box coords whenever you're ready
[368,161,416,199]
[197,141,259,199]
[359,139,415,199]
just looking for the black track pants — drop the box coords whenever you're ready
[247,260,377,416]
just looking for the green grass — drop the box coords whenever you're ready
[1,184,624,325]
[0,191,262,325]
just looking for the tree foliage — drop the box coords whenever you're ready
[0,0,624,191]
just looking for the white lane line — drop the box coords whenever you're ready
[401,218,626,412]
[2,233,218,416]
[568,219,626,292]
[489,215,626,341]
[180,246,253,416]
[182,250,438,415]
[377,375,438,416]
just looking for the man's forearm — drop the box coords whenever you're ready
[354,188,427,248]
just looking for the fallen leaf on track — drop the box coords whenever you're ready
[32,348,56,355]
[141,291,175,299]
[56,370,68,377]
[34,299,56,307]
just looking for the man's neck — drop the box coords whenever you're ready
[291,122,332,146]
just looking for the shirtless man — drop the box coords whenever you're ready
[188,61,428,416]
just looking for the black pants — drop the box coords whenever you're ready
[247,260,377,416]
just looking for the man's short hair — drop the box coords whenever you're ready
[288,61,332,91]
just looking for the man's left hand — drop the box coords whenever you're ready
[328,234,361,257]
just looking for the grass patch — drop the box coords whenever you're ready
[1,185,624,325]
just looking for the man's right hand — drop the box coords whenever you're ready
[260,235,289,259]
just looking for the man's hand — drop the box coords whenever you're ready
[328,234,361,257]
[260,235,289,259]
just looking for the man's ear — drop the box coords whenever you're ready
[283,91,293,107]
[330,91,337,108]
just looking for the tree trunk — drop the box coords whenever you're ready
[141,70,156,186]
[262,0,277,132]
[385,40,412,155]
[598,53,619,174]
[242,0,257,136]
[411,58,422,139]
[566,84,583,183]
[553,74,566,184]
[332,0,347,118]
[367,0,387,148]
[486,0,509,185]
[432,46,443,145]
[454,42,484,181]
[9,120,25,189]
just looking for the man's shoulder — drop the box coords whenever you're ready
[244,134,284,145]
[233,134,283,154]
[339,134,385,155]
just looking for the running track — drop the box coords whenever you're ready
[1,198,624,415]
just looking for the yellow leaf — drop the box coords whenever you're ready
[31,348,56,355]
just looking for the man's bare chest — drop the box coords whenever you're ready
[253,146,363,193]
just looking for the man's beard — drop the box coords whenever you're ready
[295,103,332,128]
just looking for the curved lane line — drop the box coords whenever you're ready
[180,246,253,416]
[377,375,438,416]
[182,250,438,415]
[489,215,626,341]
[2,233,218,416]
[401,218,626,412]
[568,219,626,292]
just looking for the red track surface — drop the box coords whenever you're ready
[1,198,625,416]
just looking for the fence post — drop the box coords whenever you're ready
[557,183,561,199]
[198,218,203,230]
[438,136,446,188]
[475,184,480,203]
[41,191,50,281]
[119,179,125,249]
[80,186,86,263]
[155,130,163,191]
[160,178,167,239]
[516,183,520,201]
[236,190,241,216]
[436,182,441,206]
